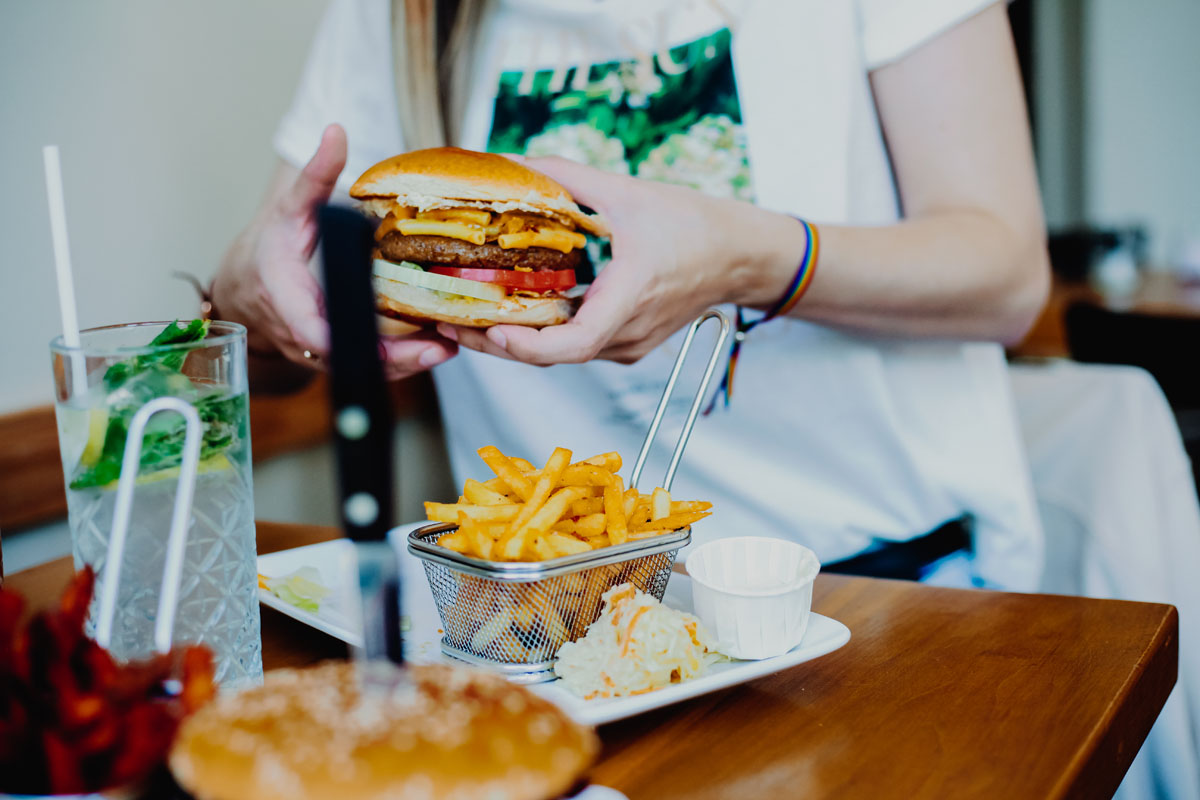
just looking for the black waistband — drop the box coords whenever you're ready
[821,516,972,581]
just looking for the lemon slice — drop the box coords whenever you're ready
[79,408,109,467]
[100,452,234,490]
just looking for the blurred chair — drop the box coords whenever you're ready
[1064,302,1200,494]
[1064,302,1200,406]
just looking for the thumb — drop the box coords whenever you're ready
[510,154,624,217]
[280,123,348,218]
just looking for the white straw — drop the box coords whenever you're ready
[42,145,87,393]
[95,397,203,654]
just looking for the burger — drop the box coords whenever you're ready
[168,661,598,800]
[349,147,608,328]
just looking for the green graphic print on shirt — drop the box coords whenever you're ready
[486,27,753,204]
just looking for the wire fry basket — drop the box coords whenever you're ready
[409,524,689,682]
[409,310,731,683]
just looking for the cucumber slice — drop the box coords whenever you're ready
[372,259,505,302]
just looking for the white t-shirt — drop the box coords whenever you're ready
[275,0,1044,590]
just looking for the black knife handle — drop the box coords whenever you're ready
[318,205,394,542]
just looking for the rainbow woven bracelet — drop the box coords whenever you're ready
[706,218,820,413]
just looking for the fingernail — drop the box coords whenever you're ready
[438,324,458,342]
[419,347,447,368]
[488,329,507,350]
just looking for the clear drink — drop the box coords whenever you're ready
[51,321,262,688]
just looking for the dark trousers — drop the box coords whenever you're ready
[821,517,973,581]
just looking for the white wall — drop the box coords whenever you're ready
[0,0,327,411]
[0,1,457,562]
[1066,0,1200,265]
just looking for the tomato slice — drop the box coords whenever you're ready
[428,266,577,292]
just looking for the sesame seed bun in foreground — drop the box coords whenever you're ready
[168,661,597,800]
[350,148,608,329]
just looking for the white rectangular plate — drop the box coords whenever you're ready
[257,524,850,726]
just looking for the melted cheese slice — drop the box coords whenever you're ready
[396,219,487,245]
[418,208,492,226]
[498,230,587,253]
[375,203,585,250]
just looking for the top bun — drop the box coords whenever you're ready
[169,661,597,800]
[350,147,609,237]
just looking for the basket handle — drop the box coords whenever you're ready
[629,310,731,492]
[94,396,202,655]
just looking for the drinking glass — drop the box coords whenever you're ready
[50,321,262,687]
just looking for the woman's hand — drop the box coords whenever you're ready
[212,124,457,385]
[440,157,782,366]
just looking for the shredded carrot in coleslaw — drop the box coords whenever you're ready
[620,607,651,656]
[554,583,724,698]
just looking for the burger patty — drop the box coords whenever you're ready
[379,232,583,272]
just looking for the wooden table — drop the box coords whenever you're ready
[1014,271,1200,359]
[6,522,1178,800]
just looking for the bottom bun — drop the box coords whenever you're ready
[374,276,575,328]
[375,313,423,336]
[169,661,597,800]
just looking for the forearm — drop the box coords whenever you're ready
[721,2,1050,345]
[725,205,1049,344]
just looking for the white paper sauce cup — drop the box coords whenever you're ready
[686,537,820,660]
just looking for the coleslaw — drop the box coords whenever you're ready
[554,583,724,699]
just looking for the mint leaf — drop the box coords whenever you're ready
[103,319,210,390]
[71,320,242,490]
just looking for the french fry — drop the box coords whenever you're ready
[628,530,671,541]
[560,572,588,596]
[559,464,613,487]
[550,517,601,540]
[498,486,588,560]
[480,476,515,494]
[651,487,671,521]
[631,510,712,532]
[507,447,571,536]
[528,591,570,642]
[578,451,622,472]
[606,476,629,546]
[432,445,710,564]
[513,598,537,629]
[477,522,509,539]
[425,502,520,523]
[575,512,607,538]
[670,500,713,513]
[458,512,495,560]
[471,609,514,652]
[622,487,639,520]
[464,478,510,506]
[568,496,605,517]
[629,498,652,529]
[477,446,534,501]
[586,534,612,549]
[436,530,471,553]
[530,537,556,561]
[524,486,589,534]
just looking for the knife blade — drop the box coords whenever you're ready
[317,204,403,666]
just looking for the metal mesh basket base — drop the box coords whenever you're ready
[409,523,688,683]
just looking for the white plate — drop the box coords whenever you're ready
[258,538,364,647]
[257,525,851,725]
